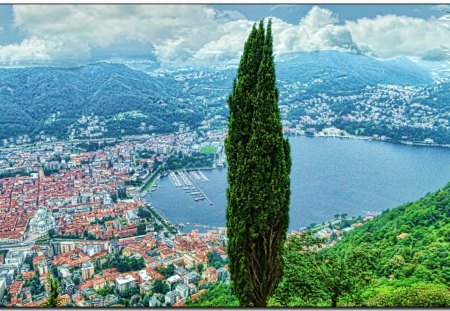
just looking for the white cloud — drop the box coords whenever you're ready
[1,5,245,66]
[192,7,359,64]
[0,5,448,66]
[0,37,91,66]
[192,19,253,64]
[346,14,450,61]
[273,7,359,54]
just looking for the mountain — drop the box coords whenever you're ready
[0,62,203,140]
[162,50,435,98]
[0,51,442,141]
[276,51,434,92]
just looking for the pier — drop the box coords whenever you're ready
[183,169,213,205]
[177,170,192,186]
[169,171,181,187]
[197,170,209,181]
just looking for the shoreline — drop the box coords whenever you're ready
[2,132,449,155]
[290,132,450,149]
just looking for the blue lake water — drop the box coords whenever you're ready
[145,136,450,233]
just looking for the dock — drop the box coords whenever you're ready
[197,170,209,181]
[169,171,181,187]
[183,169,213,205]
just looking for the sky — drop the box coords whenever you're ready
[0,4,449,67]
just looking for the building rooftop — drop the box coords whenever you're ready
[115,275,135,285]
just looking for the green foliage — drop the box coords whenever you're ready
[43,276,60,307]
[225,19,291,307]
[0,170,32,179]
[156,264,175,278]
[313,248,376,306]
[43,168,59,176]
[197,263,204,274]
[206,251,225,269]
[0,63,203,140]
[271,233,376,307]
[29,278,45,296]
[362,282,450,307]
[152,279,169,295]
[332,182,450,286]
[73,276,80,286]
[199,146,217,154]
[102,254,145,273]
[275,183,450,307]
[51,266,58,278]
[96,285,115,297]
[273,183,450,307]
[48,229,55,238]
[166,152,214,170]
[118,286,139,299]
[137,207,153,219]
[137,223,146,235]
[185,283,239,307]
[270,233,327,306]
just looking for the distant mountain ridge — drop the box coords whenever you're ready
[276,51,434,90]
[0,51,442,141]
[175,50,435,98]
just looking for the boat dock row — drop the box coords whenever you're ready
[169,171,181,187]
[177,170,193,186]
[183,169,212,205]
[189,170,209,182]
[168,169,213,205]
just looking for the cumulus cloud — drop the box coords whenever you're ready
[346,14,450,61]
[0,37,91,66]
[273,7,359,54]
[0,5,448,66]
[0,5,246,66]
[192,7,359,64]
[10,5,227,65]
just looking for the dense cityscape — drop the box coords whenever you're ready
[0,121,379,307]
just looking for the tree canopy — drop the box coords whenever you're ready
[225,19,291,307]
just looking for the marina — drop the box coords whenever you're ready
[183,169,213,205]
[169,171,181,187]
[167,169,213,205]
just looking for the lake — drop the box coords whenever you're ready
[145,136,450,233]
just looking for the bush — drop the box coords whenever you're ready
[363,283,450,307]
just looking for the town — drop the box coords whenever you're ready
[0,126,230,307]
[0,122,381,307]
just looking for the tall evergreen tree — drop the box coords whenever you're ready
[225,19,291,307]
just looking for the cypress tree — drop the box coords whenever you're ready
[225,19,291,307]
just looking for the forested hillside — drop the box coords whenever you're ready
[189,182,450,307]
[0,63,204,140]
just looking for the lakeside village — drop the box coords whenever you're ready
[0,124,380,307]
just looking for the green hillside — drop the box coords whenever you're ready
[190,182,450,307]
[272,182,450,307]
[333,182,450,285]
